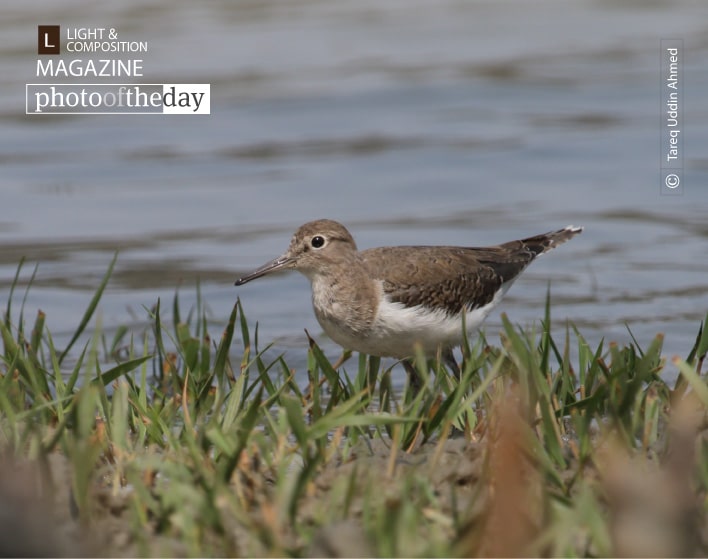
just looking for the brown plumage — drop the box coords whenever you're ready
[235,219,582,382]
[361,226,581,316]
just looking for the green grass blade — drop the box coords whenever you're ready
[673,356,708,407]
[92,355,152,387]
[213,302,238,389]
[29,309,45,358]
[3,257,25,329]
[59,252,117,366]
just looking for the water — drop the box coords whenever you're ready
[2,0,707,382]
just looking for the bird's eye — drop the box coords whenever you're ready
[311,235,325,249]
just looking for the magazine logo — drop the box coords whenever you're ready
[26,84,210,114]
[38,25,60,55]
[29,24,211,116]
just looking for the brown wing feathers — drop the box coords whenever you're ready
[362,226,582,316]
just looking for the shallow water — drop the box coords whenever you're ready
[2,0,707,382]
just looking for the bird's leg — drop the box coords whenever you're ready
[442,347,461,379]
[403,359,424,395]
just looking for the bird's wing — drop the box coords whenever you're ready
[360,245,535,315]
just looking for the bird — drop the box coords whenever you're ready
[235,219,582,389]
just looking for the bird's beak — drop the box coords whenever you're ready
[234,253,295,286]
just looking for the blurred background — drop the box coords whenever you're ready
[2,0,707,381]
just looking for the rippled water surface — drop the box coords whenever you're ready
[2,0,707,380]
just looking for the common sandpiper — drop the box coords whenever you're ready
[235,220,583,388]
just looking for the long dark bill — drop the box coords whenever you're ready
[234,255,294,285]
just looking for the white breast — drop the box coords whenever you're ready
[317,281,513,359]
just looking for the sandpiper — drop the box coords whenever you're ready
[235,220,582,387]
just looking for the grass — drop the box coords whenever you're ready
[1,258,708,557]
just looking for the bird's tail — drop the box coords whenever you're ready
[509,225,584,256]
